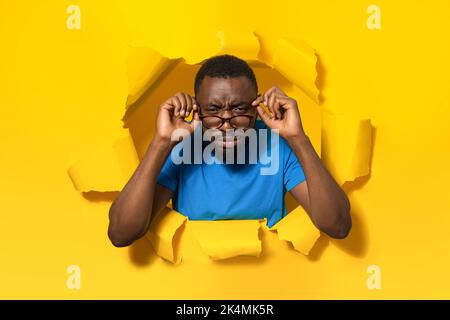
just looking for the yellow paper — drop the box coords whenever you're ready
[216,30,260,62]
[189,219,262,260]
[67,131,139,192]
[270,206,321,255]
[146,207,187,264]
[321,111,372,185]
[124,46,178,121]
[272,38,319,103]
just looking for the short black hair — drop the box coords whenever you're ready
[194,54,258,95]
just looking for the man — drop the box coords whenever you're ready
[108,54,351,247]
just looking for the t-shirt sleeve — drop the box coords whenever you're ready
[157,154,180,192]
[283,139,306,192]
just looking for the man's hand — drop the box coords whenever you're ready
[251,86,305,141]
[156,92,200,143]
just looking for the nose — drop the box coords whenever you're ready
[220,121,232,132]
[219,110,233,131]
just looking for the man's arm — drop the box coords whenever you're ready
[287,135,351,239]
[108,92,199,247]
[107,138,173,247]
[252,86,351,239]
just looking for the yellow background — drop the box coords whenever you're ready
[1,0,449,299]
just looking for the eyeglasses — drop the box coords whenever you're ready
[198,114,255,129]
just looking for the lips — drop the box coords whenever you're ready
[216,137,237,148]
[214,135,240,148]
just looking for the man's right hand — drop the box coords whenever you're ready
[155,92,201,144]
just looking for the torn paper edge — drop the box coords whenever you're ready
[188,219,262,261]
[269,206,321,255]
[145,207,187,264]
[321,110,373,185]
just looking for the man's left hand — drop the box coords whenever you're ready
[251,86,306,141]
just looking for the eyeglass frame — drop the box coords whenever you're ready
[196,97,259,129]
[198,114,255,129]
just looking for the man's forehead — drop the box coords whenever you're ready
[207,97,252,105]
[198,76,255,102]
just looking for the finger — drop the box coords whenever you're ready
[188,95,197,113]
[251,95,264,106]
[192,109,200,121]
[255,105,275,127]
[272,85,286,97]
[190,110,201,131]
[192,96,199,111]
[263,86,277,105]
[273,95,282,119]
[271,86,284,94]
[268,91,277,119]
[177,93,188,117]
[160,101,174,112]
[172,96,182,116]
[275,95,298,111]
[183,94,193,117]
[263,88,277,118]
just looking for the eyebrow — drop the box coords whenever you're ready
[232,101,251,106]
[207,101,251,107]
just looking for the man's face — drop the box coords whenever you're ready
[195,76,257,149]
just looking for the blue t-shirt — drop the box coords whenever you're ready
[156,120,306,227]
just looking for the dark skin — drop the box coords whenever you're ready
[108,76,351,247]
